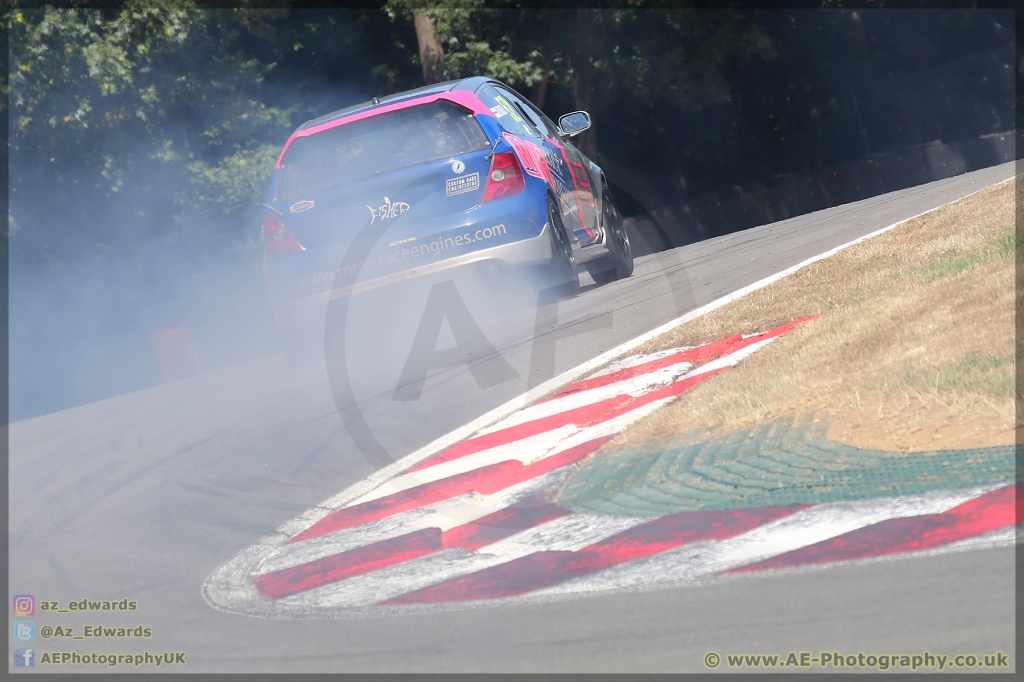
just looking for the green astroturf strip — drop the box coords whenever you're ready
[557,414,1019,516]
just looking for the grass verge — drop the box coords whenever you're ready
[611,175,1019,453]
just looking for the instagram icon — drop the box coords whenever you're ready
[13,595,35,617]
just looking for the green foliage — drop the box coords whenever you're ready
[8,4,1014,273]
[186,142,281,220]
[996,228,1021,256]
[384,0,545,88]
[918,250,988,282]
[916,228,1018,282]
[9,5,300,268]
[934,350,1015,399]
[7,4,1015,421]
[598,8,777,111]
[443,41,544,86]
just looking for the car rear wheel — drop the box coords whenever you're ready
[586,183,633,285]
[547,198,580,297]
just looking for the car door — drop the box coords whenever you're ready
[477,83,598,246]
[496,87,600,246]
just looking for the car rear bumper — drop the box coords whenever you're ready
[268,220,556,329]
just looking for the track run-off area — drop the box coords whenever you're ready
[9,162,1017,673]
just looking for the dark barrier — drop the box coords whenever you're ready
[607,128,1019,253]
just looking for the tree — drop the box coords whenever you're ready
[569,7,596,158]
[9,5,294,265]
[384,0,450,85]
[412,10,445,84]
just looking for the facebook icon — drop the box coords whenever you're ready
[14,647,35,668]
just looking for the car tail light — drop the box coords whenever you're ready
[480,152,525,203]
[263,214,306,257]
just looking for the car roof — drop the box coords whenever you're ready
[295,77,493,133]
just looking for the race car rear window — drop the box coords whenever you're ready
[275,99,489,202]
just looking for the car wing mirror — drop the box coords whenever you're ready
[557,111,591,137]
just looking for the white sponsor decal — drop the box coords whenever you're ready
[289,200,315,213]
[445,172,480,197]
[489,105,507,119]
[542,147,579,217]
[367,197,410,224]
[387,237,417,247]
[451,160,466,174]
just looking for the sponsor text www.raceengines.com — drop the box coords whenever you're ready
[297,224,508,288]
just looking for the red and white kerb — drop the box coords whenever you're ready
[214,316,1016,613]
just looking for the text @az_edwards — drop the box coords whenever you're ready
[40,624,153,639]
[703,650,1010,671]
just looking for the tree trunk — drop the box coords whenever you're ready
[412,11,445,85]
[571,8,597,159]
[531,68,549,110]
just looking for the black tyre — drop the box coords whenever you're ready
[546,197,580,297]
[585,183,633,285]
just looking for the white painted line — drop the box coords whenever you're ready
[481,513,647,558]
[477,360,693,436]
[282,514,648,608]
[536,485,999,598]
[537,396,674,456]
[257,469,571,576]
[281,549,500,608]
[349,426,580,506]
[204,181,1005,618]
[587,347,691,378]
[355,378,693,509]
[307,194,965,523]
[477,336,774,438]
[256,498,475,577]
[686,336,776,375]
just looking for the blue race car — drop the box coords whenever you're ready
[262,76,633,333]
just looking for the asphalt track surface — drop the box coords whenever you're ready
[9,161,1017,673]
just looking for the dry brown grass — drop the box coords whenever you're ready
[611,176,1019,453]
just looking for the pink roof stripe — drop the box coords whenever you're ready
[275,90,492,168]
